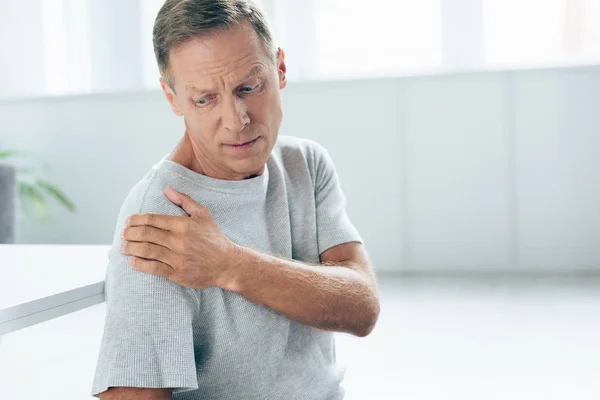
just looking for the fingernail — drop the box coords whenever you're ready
[126,216,131,226]
[129,257,136,266]
[121,241,126,252]
[120,228,125,239]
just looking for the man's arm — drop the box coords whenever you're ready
[222,241,380,337]
[99,387,171,400]
[91,183,199,397]
[123,190,380,338]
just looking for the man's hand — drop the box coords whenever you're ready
[121,186,238,289]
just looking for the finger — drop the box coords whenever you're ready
[129,257,173,278]
[123,241,175,267]
[127,213,187,232]
[123,225,181,252]
[164,186,207,218]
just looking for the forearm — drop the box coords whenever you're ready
[221,246,380,337]
[99,387,171,400]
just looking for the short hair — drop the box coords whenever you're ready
[153,0,277,90]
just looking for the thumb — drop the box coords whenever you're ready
[164,186,205,217]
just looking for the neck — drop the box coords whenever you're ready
[168,132,264,181]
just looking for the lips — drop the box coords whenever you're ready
[228,137,259,147]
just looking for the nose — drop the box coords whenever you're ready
[221,94,250,133]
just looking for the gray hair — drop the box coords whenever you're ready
[153,0,277,90]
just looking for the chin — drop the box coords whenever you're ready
[224,136,275,177]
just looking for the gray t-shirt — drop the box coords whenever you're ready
[91,136,362,399]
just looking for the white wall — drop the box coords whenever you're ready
[0,0,46,97]
[1,66,599,272]
[89,0,145,93]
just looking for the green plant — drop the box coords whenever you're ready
[0,150,76,221]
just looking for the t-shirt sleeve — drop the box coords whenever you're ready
[312,143,363,255]
[91,180,199,397]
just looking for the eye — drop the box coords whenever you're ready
[195,97,213,107]
[239,83,260,94]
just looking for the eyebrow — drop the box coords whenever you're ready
[184,65,266,94]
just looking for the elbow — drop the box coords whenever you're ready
[354,298,380,338]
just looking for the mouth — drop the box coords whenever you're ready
[226,137,260,150]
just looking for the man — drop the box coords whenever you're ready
[92,0,379,399]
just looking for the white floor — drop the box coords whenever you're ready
[338,275,600,400]
[1,275,600,399]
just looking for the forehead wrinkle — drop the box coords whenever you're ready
[184,62,267,93]
[198,50,258,77]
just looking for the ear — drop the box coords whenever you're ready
[277,48,287,90]
[160,78,183,116]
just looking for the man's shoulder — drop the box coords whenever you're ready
[272,135,328,171]
[118,168,166,215]
[109,167,185,251]
[274,135,325,154]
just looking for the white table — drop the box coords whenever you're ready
[0,244,110,335]
[0,245,111,398]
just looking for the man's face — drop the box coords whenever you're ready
[161,22,287,180]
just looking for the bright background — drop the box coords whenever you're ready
[1,2,599,399]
